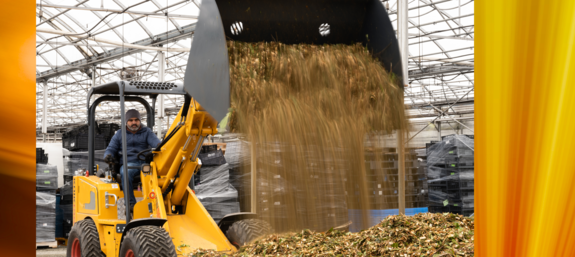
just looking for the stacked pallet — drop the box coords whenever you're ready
[99,123,120,147]
[296,148,348,231]
[223,140,252,212]
[36,163,58,192]
[36,191,56,245]
[255,143,349,233]
[61,122,118,184]
[194,145,241,224]
[59,183,74,238]
[62,149,108,183]
[36,148,48,164]
[256,171,291,231]
[414,147,429,193]
[35,147,59,245]
[427,135,474,216]
[221,141,434,233]
[194,164,241,224]
[62,123,107,151]
[62,122,119,152]
[363,150,428,210]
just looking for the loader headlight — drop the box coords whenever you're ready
[141,164,151,174]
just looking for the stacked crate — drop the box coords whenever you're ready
[36,191,56,243]
[36,149,58,243]
[195,164,241,224]
[194,145,241,224]
[255,143,349,233]
[364,150,428,210]
[55,192,63,238]
[36,163,58,192]
[414,147,429,195]
[61,123,108,151]
[61,122,112,183]
[36,148,49,164]
[305,150,348,231]
[62,149,108,184]
[99,123,120,147]
[254,144,290,231]
[256,162,289,231]
[224,141,252,212]
[427,135,474,216]
[59,183,74,237]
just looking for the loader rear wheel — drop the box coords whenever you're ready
[225,219,273,248]
[66,219,105,257]
[119,226,177,257]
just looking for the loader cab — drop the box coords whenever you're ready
[86,81,187,168]
[86,80,188,219]
[86,81,187,170]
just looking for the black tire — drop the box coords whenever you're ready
[119,226,177,257]
[66,219,105,257]
[225,219,273,248]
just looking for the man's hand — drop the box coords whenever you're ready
[104,154,116,164]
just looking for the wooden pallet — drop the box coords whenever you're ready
[36,241,58,249]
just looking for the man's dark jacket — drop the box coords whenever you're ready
[103,125,161,163]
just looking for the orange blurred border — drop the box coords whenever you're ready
[476,0,575,256]
[7,0,575,256]
[0,0,36,256]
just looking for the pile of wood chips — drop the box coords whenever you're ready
[189,213,474,256]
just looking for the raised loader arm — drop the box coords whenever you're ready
[152,95,219,206]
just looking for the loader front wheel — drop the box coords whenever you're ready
[119,226,177,257]
[66,219,105,257]
[225,219,273,248]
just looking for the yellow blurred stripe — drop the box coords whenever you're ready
[477,0,575,256]
[0,0,36,256]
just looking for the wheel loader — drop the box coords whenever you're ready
[66,0,403,256]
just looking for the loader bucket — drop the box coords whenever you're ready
[184,0,403,123]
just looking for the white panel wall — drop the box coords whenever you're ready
[36,143,64,188]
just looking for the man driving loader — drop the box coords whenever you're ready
[103,109,160,214]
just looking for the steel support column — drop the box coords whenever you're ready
[397,0,409,216]
[92,65,96,87]
[42,81,48,134]
[157,51,165,139]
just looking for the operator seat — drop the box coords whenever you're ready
[107,155,143,191]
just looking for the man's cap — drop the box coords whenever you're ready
[126,109,141,121]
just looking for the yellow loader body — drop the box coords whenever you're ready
[72,172,235,256]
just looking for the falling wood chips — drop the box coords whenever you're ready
[226,41,410,233]
[189,213,474,256]
[187,43,474,256]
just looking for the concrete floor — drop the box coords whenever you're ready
[36,245,67,257]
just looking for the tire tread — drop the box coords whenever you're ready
[226,219,272,247]
[67,219,105,257]
[123,226,177,257]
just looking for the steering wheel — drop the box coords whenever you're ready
[137,148,153,162]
